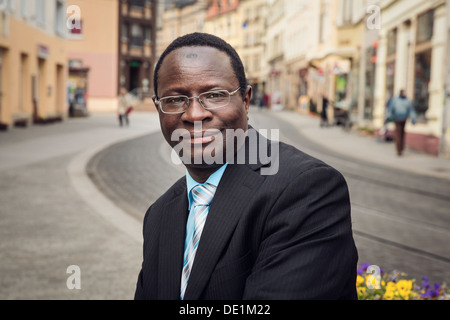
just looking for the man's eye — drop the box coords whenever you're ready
[166,97,185,104]
[205,92,227,99]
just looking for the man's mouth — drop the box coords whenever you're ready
[186,130,222,145]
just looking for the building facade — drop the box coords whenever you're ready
[263,0,449,157]
[67,0,156,113]
[118,0,156,98]
[66,0,118,113]
[0,0,67,129]
[156,0,209,60]
[374,0,447,156]
[237,0,267,105]
[204,0,241,50]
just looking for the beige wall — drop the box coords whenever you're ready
[0,2,67,126]
[66,0,119,112]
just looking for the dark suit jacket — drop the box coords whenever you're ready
[134,127,358,300]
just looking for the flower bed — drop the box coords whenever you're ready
[357,263,450,300]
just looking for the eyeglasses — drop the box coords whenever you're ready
[155,87,241,114]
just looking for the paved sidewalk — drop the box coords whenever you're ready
[270,109,450,181]
[0,112,160,299]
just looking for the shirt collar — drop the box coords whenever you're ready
[186,163,228,209]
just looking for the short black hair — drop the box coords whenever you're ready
[154,32,247,99]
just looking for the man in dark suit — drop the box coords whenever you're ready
[134,33,358,300]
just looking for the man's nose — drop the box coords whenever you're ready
[182,97,212,122]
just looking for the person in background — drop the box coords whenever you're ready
[386,89,417,156]
[320,93,330,127]
[118,87,130,127]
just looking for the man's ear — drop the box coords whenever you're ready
[152,95,159,112]
[244,85,252,112]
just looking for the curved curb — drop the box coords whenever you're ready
[67,129,160,244]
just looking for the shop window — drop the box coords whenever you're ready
[387,28,397,57]
[365,46,377,120]
[385,61,395,101]
[413,49,431,119]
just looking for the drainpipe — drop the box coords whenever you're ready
[442,0,450,158]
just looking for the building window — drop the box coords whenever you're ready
[7,0,15,12]
[365,46,376,120]
[36,0,46,26]
[55,0,65,37]
[413,49,431,118]
[386,61,395,101]
[21,0,27,18]
[387,28,397,57]
[417,10,434,44]
[386,28,397,104]
[341,0,352,25]
[319,0,328,43]
[130,23,143,48]
[144,26,151,44]
[413,10,434,120]
[130,0,145,10]
[121,22,128,41]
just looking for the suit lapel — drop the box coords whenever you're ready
[157,180,188,300]
[183,128,270,300]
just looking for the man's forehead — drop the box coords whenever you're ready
[156,45,237,94]
[166,46,228,62]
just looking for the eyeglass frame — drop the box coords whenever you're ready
[154,87,242,114]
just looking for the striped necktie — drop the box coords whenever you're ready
[180,183,216,300]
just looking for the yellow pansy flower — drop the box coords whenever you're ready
[356,275,364,286]
[396,280,412,300]
[383,289,394,300]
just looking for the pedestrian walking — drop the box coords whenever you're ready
[320,93,331,127]
[118,87,130,127]
[386,89,417,156]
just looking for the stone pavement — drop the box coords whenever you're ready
[1,108,449,300]
[0,112,160,299]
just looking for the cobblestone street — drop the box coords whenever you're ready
[1,108,449,299]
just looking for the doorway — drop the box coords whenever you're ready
[128,60,141,93]
[56,64,64,114]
